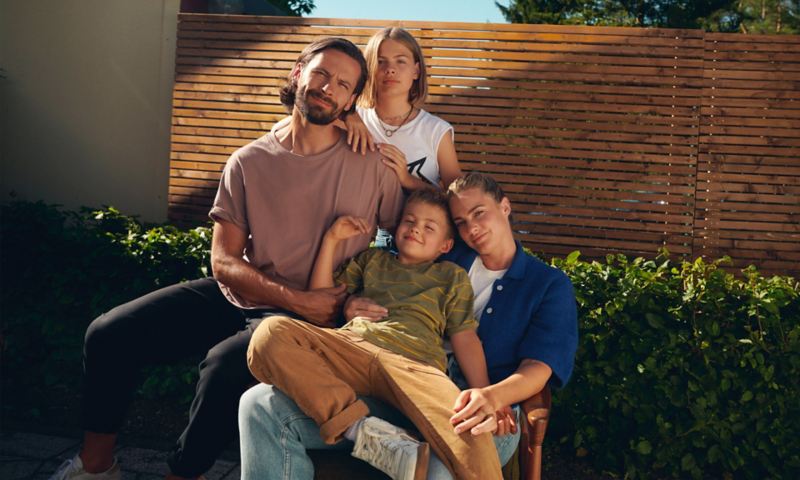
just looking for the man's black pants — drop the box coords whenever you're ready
[83,277,264,477]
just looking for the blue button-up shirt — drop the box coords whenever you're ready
[443,241,578,388]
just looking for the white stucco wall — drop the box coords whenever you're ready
[0,0,180,222]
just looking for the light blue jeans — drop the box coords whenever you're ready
[238,383,521,480]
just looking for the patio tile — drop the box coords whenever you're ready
[2,431,243,480]
[0,432,79,459]
[35,459,70,479]
[220,464,240,480]
[0,458,45,480]
[200,459,236,480]
[131,473,163,480]
[115,447,169,475]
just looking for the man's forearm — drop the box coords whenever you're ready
[213,252,301,310]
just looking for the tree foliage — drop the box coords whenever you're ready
[275,0,315,16]
[496,0,800,33]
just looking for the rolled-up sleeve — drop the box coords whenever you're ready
[517,272,578,388]
[209,153,249,233]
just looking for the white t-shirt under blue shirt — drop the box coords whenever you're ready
[468,256,508,320]
[357,106,453,187]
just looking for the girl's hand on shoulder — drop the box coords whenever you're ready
[326,216,371,242]
[377,143,414,188]
[340,112,375,154]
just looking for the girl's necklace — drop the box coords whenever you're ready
[377,107,414,137]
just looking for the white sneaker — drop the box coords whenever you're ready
[351,416,429,480]
[48,455,121,480]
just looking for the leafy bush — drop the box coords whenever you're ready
[551,251,800,479]
[0,201,212,416]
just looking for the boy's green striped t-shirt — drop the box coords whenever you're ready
[337,248,477,371]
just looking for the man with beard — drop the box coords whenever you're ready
[50,38,404,480]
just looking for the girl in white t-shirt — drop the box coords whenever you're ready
[342,27,462,191]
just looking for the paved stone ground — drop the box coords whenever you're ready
[0,430,607,480]
[0,430,389,480]
[0,431,240,480]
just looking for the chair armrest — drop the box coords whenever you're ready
[521,385,551,445]
[519,386,551,480]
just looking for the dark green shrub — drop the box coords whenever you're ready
[551,251,800,479]
[0,201,212,417]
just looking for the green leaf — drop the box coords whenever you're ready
[566,250,581,265]
[681,453,696,471]
[636,440,652,455]
[709,321,720,336]
[707,445,722,464]
[645,313,664,329]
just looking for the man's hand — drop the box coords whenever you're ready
[292,284,348,327]
[450,388,499,436]
[344,296,388,322]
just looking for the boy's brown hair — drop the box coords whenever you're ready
[404,188,455,239]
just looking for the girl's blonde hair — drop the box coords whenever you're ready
[359,27,428,109]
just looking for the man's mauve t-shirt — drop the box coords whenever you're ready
[209,129,404,309]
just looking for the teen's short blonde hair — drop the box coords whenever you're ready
[359,27,428,109]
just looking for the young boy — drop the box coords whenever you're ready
[247,189,503,480]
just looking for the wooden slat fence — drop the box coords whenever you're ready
[695,33,800,273]
[168,14,799,276]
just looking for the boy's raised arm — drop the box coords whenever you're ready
[309,216,371,290]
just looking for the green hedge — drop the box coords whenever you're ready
[0,201,212,411]
[551,252,800,479]
[2,201,798,478]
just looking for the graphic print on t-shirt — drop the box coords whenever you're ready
[407,157,434,185]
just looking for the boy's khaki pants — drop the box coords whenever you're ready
[247,316,503,480]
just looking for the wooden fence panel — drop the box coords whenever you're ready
[695,33,800,275]
[167,14,799,276]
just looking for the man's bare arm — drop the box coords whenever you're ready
[211,220,345,326]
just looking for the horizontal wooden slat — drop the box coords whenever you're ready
[515,232,692,255]
[173,83,703,108]
[176,45,707,69]
[510,195,693,214]
[459,162,695,185]
[173,64,706,87]
[175,36,701,57]
[178,19,705,45]
[180,13,705,37]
